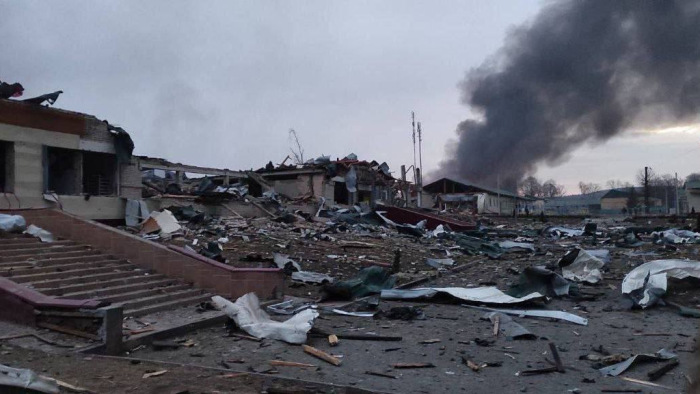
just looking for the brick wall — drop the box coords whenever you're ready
[0,208,285,300]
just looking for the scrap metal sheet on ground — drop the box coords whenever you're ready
[381,287,544,305]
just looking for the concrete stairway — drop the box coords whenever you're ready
[0,233,213,318]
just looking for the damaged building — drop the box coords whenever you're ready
[0,95,140,220]
[251,155,398,206]
[423,177,534,215]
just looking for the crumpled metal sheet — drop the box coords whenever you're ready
[559,248,605,284]
[622,259,700,308]
[466,305,588,326]
[212,293,318,344]
[425,258,455,268]
[291,271,334,284]
[0,364,59,393]
[508,266,570,298]
[599,349,677,376]
[543,226,583,238]
[652,228,700,244]
[381,287,544,305]
[498,241,535,253]
[483,312,535,340]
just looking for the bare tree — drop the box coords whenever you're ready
[607,179,633,189]
[288,129,305,165]
[518,176,542,197]
[542,179,565,197]
[578,181,601,194]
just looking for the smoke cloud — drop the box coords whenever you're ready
[437,1,700,190]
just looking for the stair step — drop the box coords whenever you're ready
[95,283,192,303]
[115,288,206,310]
[0,238,43,245]
[0,253,107,268]
[2,258,128,277]
[124,293,213,318]
[27,269,144,289]
[1,245,89,258]
[0,249,101,263]
[0,233,35,240]
[39,273,167,296]
[58,278,181,299]
[0,240,74,251]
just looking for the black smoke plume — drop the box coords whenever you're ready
[437,1,700,190]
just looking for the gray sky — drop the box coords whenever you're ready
[2,1,698,193]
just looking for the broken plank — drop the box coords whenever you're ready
[548,342,565,373]
[647,359,679,381]
[268,360,317,368]
[302,345,341,366]
[392,363,435,369]
[365,371,397,379]
[36,322,99,340]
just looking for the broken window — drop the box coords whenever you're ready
[0,140,13,193]
[82,151,117,196]
[45,147,81,195]
[334,181,349,204]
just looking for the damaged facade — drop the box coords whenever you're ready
[0,98,140,219]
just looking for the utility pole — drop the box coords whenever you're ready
[644,166,650,215]
[417,122,423,175]
[676,172,680,215]
[497,174,501,216]
[411,112,417,186]
[417,121,423,208]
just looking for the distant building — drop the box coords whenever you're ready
[423,177,527,215]
[600,187,662,214]
[683,180,700,214]
[544,190,607,215]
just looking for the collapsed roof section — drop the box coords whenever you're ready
[0,80,134,161]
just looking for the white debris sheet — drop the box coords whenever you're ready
[465,305,588,326]
[211,293,318,344]
[24,224,54,243]
[0,214,26,232]
[498,241,535,253]
[621,259,700,308]
[381,287,544,305]
[141,209,181,235]
[560,249,605,284]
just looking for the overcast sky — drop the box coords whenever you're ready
[2,1,698,194]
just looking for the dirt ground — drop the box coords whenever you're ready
[3,214,700,393]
